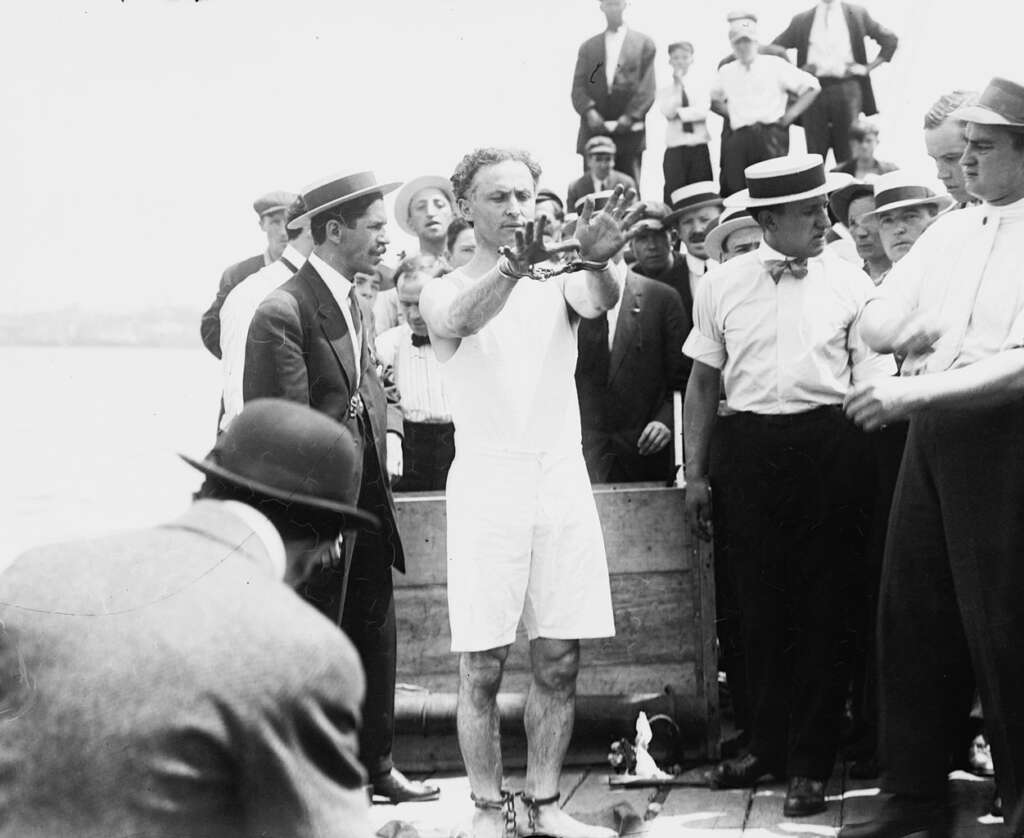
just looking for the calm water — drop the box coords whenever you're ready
[1,346,222,563]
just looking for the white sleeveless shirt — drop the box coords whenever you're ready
[441,271,583,456]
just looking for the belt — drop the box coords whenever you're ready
[817,75,857,86]
[726,404,843,426]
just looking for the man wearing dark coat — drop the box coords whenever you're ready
[243,171,439,804]
[571,0,656,183]
[773,1,898,163]
[0,399,374,838]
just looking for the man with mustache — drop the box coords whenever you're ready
[243,171,440,805]
[655,182,724,315]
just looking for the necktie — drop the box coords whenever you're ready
[680,83,693,133]
[347,288,364,384]
[765,258,809,282]
[411,332,431,348]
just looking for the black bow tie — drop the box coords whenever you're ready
[411,332,431,347]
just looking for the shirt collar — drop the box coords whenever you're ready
[606,23,627,35]
[220,501,286,580]
[309,252,354,295]
[984,194,1024,222]
[280,244,308,268]
[757,240,795,263]
[685,252,709,275]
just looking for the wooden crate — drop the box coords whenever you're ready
[392,483,719,763]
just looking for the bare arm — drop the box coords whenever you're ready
[682,360,722,540]
[420,269,518,340]
[781,86,820,126]
[563,267,620,319]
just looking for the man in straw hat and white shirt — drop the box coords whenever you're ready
[684,154,894,817]
[657,181,724,312]
[841,76,1024,838]
[420,147,644,838]
[244,171,440,805]
[0,399,376,838]
[860,170,954,267]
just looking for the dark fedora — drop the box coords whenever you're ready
[288,170,402,229]
[951,76,1024,128]
[828,177,876,226]
[180,399,379,528]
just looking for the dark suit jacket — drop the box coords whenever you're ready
[633,254,696,330]
[576,271,687,483]
[201,253,266,358]
[0,501,370,838]
[243,259,406,572]
[571,28,657,155]
[567,169,638,214]
[773,2,899,116]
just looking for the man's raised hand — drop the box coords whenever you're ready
[498,215,579,278]
[571,185,646,264]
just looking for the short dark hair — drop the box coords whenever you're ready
[445,217,474,252]
[195,476,344,543]
[450,148,542,202]
[285,196,307,241]
[310,191,384,245]
[667,41,694,54]
[923,90,979,130]
[394,252,449,291]
[754,204,787,226]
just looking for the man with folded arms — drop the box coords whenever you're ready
[684,154,894,818]
[421,147,642,838]
[841,76,1024,838]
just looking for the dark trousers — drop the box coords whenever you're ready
[396,421,456,493]
[582,426,675,484]
[802,79,862,164]
[299,441,398,779]
[878,399,1024,816]
[720,122,790,197]
[715,406,870,778]
[662,144,714,203]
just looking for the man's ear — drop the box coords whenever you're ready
[457,197,474,222]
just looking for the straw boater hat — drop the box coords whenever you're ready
[950,76,1024,128]
[288,171,401,229]
[392,175,455,236]
[181,399,380,528]
[704,207,761,262]
[861,171,955,221]
[665,181,724,224]
[724,154,850,209]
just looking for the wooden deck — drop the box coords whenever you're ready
[370,764,1002,838]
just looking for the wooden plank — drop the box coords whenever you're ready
[398,662,697,698]
[394,485,695,588]
[693,533,720,762]
[651,780,752,836]
[395,573,697,677]
[562,768,656,836]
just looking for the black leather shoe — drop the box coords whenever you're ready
[839,794,949,838]
[784,776,826,817]
[709,753,779,789]
[371,768,441,804]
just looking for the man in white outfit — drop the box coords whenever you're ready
[420,149,642,838]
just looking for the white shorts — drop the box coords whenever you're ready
[445,447,616,652]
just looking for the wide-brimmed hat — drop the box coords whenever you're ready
[950,76,1024,128]
[665,181,724,223]
[288,171,401,229]
[724,154,850,209]
[704,207,761,262]
[253,190,298,219]
[393,175,455,236]
[180,399,379,528]
[861,171,955,220]
[828,177,877,226]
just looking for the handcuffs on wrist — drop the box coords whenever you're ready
[497,254,609,283]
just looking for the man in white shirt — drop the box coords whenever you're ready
[219,197,313,431]
[657,40,714,202]
[841,76,1024,838]
[663,182,725,311]
[684,154,894,818]
[375,254,454,492]
[711,18,820,196]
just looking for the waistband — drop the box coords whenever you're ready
[723,404,844,426]
[818,75,859,85]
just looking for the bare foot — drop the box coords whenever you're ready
[450,807,508,838]
[522,803,617,838]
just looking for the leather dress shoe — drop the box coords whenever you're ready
[709,753,780,789]
[784,776,826,817]
[839,794,949,838]
[371,768,441,804]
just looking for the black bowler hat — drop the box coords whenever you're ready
[288,170,401,229]
[180,399,379,528]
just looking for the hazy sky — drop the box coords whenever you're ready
[1,0,1015,318]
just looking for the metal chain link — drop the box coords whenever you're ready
[502,791,517,838]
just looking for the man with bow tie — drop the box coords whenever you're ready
[683,154,894,818]
[841,76,1024,838]
[243,171,441,805]
[375,253,455,493]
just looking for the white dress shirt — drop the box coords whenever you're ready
[684,241,895,414]
[604,25,627,89]
[869,197,1024,374]
[374,323,452,423]
[711,55,820,129]
[604,258,630,349]
[220,243,307,430]
[373,287,402,332]
[685,253,717,302]
[308,253,362,382]
[657,77,712,147]
[808,1,855,78]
